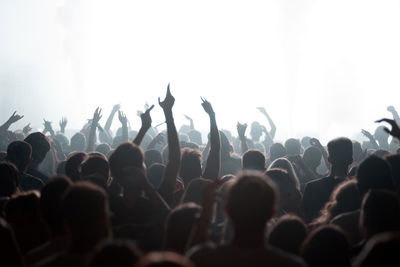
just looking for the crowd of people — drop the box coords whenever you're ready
[1,86,400,267]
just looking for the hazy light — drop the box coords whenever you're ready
[1,0,400,143]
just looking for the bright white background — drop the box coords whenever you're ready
[1,0,400,143]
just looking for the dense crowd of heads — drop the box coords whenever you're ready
[1,91,400,267]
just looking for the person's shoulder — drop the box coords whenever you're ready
[305,175,331,188]
[19,173,44,190]
[331,209,360,224]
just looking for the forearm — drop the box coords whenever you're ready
[133,126,149,146]
[87,123,97,152]
[104,110,116,131]
[264,113,276,139]
[202,115,220,180]
[239,136,248,155]
[121,122,129,143]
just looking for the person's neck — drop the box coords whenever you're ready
[330,165,348,178]
[232,228,265,249]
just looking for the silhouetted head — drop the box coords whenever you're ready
[269,143,286,162]
[145,149,163,169]
[242,149,266,171]
[268,158,300,191]
[179,133,189,143]
[24,132,50,166]
[226,171,277,232]
[62,182,110,249]
[40,175,72,235]
[89,240,142,267]
[301,225,351,267]
[65,152,88,182]
[136,251,195,267]
[164,202,201,253]
[81,155,110,181]
[187,130,202,146]
[327,137,353,167]
[360,190,400,239]
[0,162,18,197]
[268,214,307,255]
[70,132,86,152]
[285,138,301,156]
[181,178,210,205]
[147,163,165,190]
[373,149,390,158]
[303,146,322,170]
[301,136,312,149]
[180,148,202,186]
[96,143,111,157]
[356,155,394,197]
[6,141,32,172]
[109,142,144,182]
[374,126,389,143]
[385,154,400,191]
[352,141,363,162]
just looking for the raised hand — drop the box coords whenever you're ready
[158,83,175,111]
[92,107,102,126]
[7,111,24,124]
[23,123,32,135]
[184,114,193,121]
[43,119,53,131]
[118,110,128,125]
[112,104,121,113]
[361,129,374,140]
[201,97,215,116]
[59,117,67,132]
[387,106,396,113]
[376,118,400,140]
[237,122,248,138]
[257,107,267,115]
[140,105,154,130]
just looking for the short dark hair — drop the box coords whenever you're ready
[242,149,266,171]
[24,132,50,165]
[327,137,353,166]
[109,143,144,181]
[6,141,32,172]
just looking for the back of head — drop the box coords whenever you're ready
[81,155,110,180]
[40,175,72,234]
[269,143,286,162]
[70,132,86,152]
[327,137,353,167]
[164,202,201,253]
[145,149,163,169]
[269,158,300,191]
[89,240,142,267]
[301,225,350,267]
[303,146,322,170]
[109,142,144,181]
[360,190,400,238]
[242,149,266,171]
[268,214,307,255]
[180,148,202,185]
[181,178,210,205]
[385,153,400,191]
[301,136,312,149]
[65,152,88,182]
[136,251,195,267]
[6,141,32,172]
[0,162,18,197]
[147,163,165,190]
[356,155,394,197]
[266,168,297,194]
[187,130,202,146]
[96,143,111,157]
[226,171,277,231]
[62,182,109,239]
[284,138,301,156]
[24,132,50,166]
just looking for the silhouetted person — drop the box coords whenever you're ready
[24,132,51,184]
[88,240,142,267]
[242,149,265,171]
[302,137,353,223]
[6,140,44,191]
[65,152,88,182]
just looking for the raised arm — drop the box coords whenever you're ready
[237,122,248,155]
[59,117,67,134]
[118,110,129,143]
[184,114,195,130]
[257,107,276,139]
[376,118,400,141]
[43,120,56,138]
[361,129,379,149]
[87,107,102,152]
[0,111,24,133]
[147,132,165,150]
[104,104,120,131]
[310,138,331,171]
[158,85,181,204]
[387,106,400,126]
[202,98,220,180]
[133,105,154,146]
